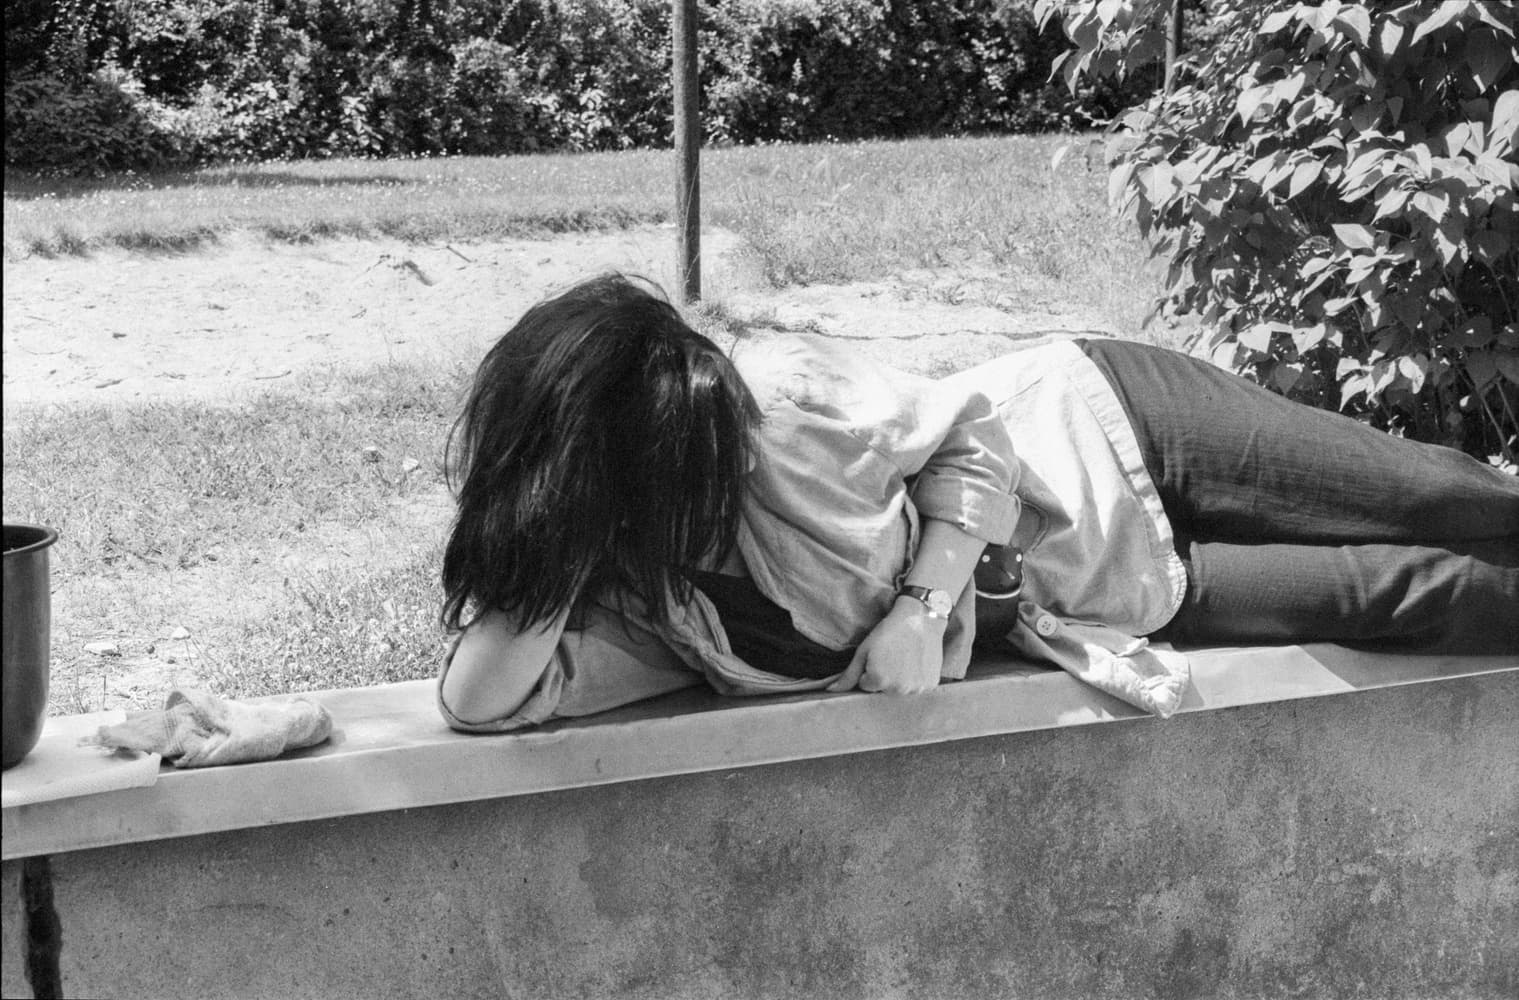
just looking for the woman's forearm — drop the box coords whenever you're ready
[902,517,988,600]
[440,606,569,725]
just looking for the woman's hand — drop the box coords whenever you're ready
[826,597,947,694]
[825,516,987,695]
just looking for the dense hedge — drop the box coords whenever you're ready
[3,0,1153,172]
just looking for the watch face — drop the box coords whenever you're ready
[925,589,954,618]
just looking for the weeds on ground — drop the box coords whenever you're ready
[211,547,452,701]
[6,135,1160,333]
[709,135,1155,332]
[2,362,467,713]
[3,151,677,257]
[2,366,458,577]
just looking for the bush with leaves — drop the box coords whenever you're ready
[1038,0,1519,465]
[5,1,1163,171]
[444,38,532,155]
[699,0,1144,144]
[366,55,454,156]
[5,0,64,82]
[106,0,258,102]
[2,69,186,174]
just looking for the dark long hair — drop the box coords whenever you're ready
[442,274,761,631]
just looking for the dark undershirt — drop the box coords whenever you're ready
[690,544,1027,679]
[689,570,855,680]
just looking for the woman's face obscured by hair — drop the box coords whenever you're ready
[441,275,761,631]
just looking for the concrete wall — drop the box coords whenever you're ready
[4,673,1516,999]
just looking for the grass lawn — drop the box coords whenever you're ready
[3,133,1163,713]
[5,134,1144,299]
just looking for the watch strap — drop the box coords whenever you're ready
[897,584,953,619]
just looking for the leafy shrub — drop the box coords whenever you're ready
[367,55,453,156]
[510,0,674,151]
[445,38,532,155]
[196,77,314,162]
[699,0,1144,144]
[7,0,1154,167]
[5,0,60,82]
[1039,0,1519,464]
[700,0,894,144]
[2,70,184,173]
[106,0,258,102]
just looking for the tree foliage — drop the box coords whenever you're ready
[1038,0,1519,465]
[4,0,1142,170]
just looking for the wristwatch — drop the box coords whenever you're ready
[896,585,954,620]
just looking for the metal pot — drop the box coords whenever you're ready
[4,523,58,769]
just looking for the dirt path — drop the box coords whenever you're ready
[3,226,1118,408]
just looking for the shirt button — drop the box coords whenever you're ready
[1035,614,1058,637]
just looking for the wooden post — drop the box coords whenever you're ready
[1164,0,1184,94]
[672,0,700,302]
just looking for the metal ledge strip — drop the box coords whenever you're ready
[3,644,1514,860]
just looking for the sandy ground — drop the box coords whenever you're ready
[2,226,1120,408]
[3,226,1122,712]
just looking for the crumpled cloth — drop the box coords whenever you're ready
[1006,601,1191,719]
[82,689,333,768]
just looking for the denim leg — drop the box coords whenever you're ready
[1160,537,1519,654]
[1080,338,1519,544]
[1079,337,1519,650]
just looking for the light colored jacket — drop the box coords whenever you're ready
[438,335,1190,733]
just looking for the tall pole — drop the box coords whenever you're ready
[672,0,701,302]
[1164,0,1184,94]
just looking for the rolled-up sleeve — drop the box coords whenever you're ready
[850,345,1021,544]
[436,634,566,733]
[904,385,1021,544]
[744,336,1021,545]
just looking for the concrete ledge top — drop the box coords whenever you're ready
[2,644,1514,860]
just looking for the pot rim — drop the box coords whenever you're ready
[3,522,60,557]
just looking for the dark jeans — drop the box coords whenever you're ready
[1079,338,1519,654]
